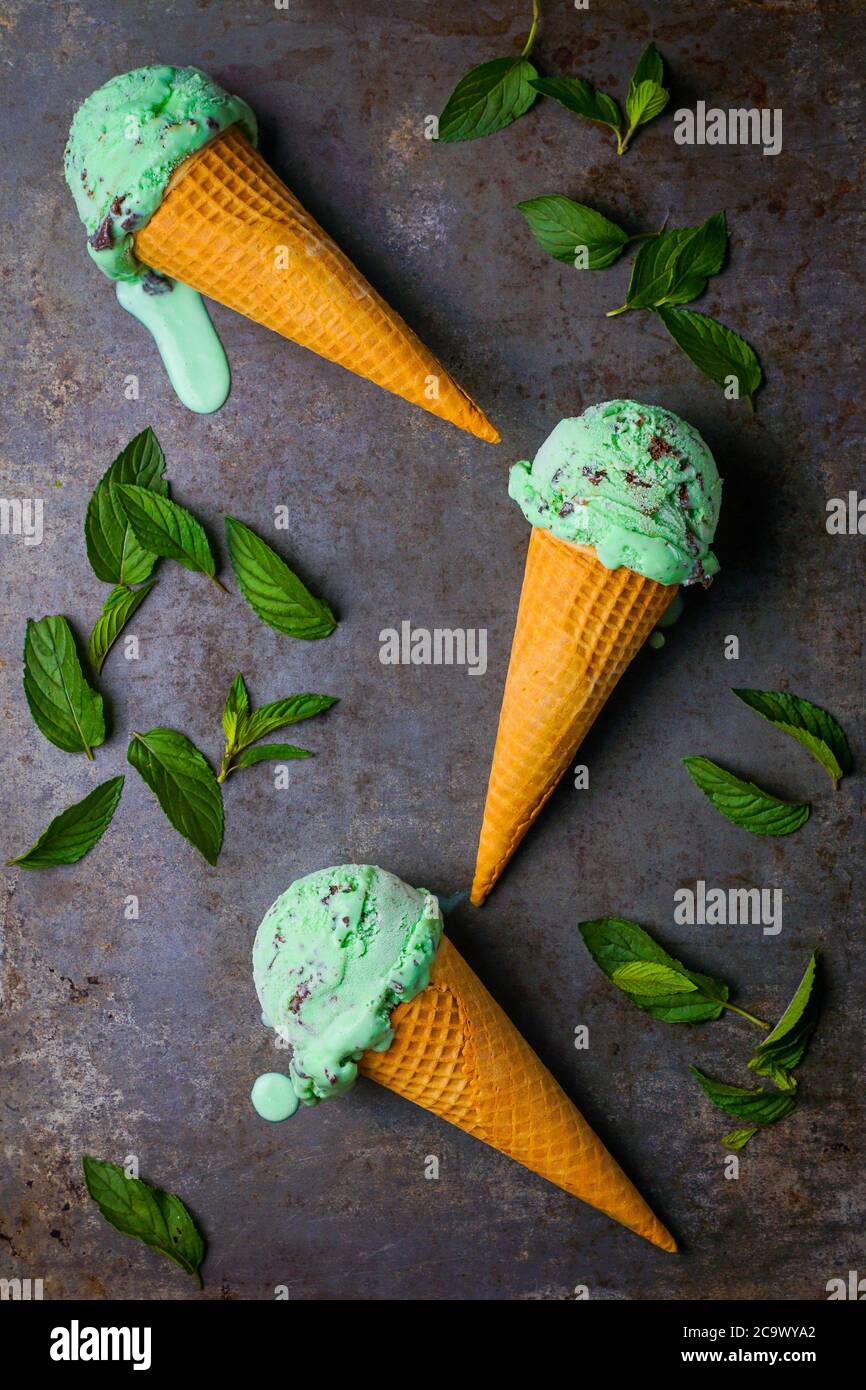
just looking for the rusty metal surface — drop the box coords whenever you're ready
[0,0,863,1300]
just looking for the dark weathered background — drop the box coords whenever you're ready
[1,0,863,1301]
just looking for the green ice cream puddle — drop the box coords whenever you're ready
[251,1072,300,1122]
[117,276,230,413]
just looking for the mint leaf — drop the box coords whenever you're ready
[629,39,664,88]
[749,952,820,1082]
[24,616,105,759]
[625,78,669,131]
[659,213,728,305]
[732,689,852,788]
[239,694,338,748]
[656,307,762,407]
[221,672,250,750]
[84,428,168,585]
[88,578,158,674]
[128,728,224,865]
[82,1157,205,1287]
[612,961,698,997]
[438,56,539,142]
[620,42,669,152]
[231,743,312,771]
[683,756,810,835]
[578,917,729,1024]
[517,196,631,269]
[8,776,124,870]
[611,214,727,313]
[117,486,222,588]
[722,1127,759,1151]
[218,680,336,781]
[529,75,622,138]
[689,1066,797,1127]
[225,516,336,639]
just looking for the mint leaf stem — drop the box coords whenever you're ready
[723,1002,769,1031]
[522,0,540,58]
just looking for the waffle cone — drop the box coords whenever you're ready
[133,129,498,442]
[360,935,674,1250]
[472,529,677,905]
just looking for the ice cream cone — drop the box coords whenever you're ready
[361,935,675,1250]
[133,127,499,442]
[471,528,677,905]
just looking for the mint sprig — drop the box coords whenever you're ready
[8,776,124,870]
[577,917,767,1027]
[608,212,728,313]
[529,39,668,155]
[682,756,810,836]
[437,2,540,142]
[82,1157,205,1287]
[732,689,852,788]
[217,673,337,781]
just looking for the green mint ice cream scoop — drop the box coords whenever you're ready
[64,64,256,283]
[64,65,256,412]
[251,865,443,1116]
[508,400,722,586]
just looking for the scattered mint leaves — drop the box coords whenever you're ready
[656,307,762,408]
[683,756,810,835]
[84,428,168,586]
[88,579,158,674]
[128,728,224,865]
[225,516,336,640]
[82,1157,205,1287]
[517,196,649,269]
[217,674,337,781]
[582,915,821,1149]
[117,487,224,591]
[732,689,852,789]
[689,1066,797,1128]
[24,615,105,759]
[8,775,124,870]
[577,917,735,1025]
[749,952,820,1088]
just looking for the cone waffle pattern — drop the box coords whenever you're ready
[134,128,499,441]
[472,528,677,904]
[360,936,675,1250]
